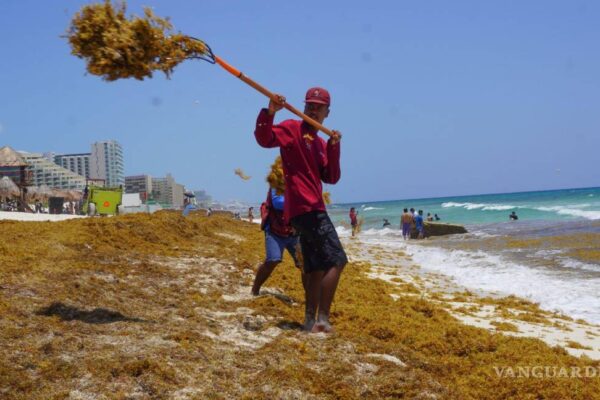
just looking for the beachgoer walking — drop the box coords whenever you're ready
[182,197,198,216]
[252,189,303,295]
[248,207,254,223]
[426,213,433,222]
[400,208,413,240]
[349,207,358,237]
[415,210,425,239]
[254,87,347,333]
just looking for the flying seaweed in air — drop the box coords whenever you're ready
[66,0,335,137]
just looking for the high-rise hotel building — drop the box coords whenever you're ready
[54,153,91,179]
[90,140,124,187]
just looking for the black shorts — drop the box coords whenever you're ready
[290,211,348,273]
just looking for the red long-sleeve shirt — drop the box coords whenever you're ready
[255,108,341,221]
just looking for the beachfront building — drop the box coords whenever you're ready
[90,140,124,188]
[193,189,213,208]
[125,175,152,202]
[54,153,91,179]
[18,151,86,190]
[151,173,185,209]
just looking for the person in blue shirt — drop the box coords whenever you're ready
[415,210,425,239]
[252,188,304,296]
[182,196,198,216]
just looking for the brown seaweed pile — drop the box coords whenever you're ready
[2,213,600,398]
[266,156,285,194]
[66,0,207,80]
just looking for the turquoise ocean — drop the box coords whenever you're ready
[327,187,600,324]
[328,186,600,229]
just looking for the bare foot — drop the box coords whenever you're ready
[310,320,333,334]
[304,316,316,332]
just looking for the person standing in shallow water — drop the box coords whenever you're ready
[254,87,347,333]
[415,210,425,239]
[349,207,358,237]
[400,208,413,240]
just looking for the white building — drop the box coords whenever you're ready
[54,153,91,178]
[19,152,86,190]
[151,173,185,209]
[90,140,124,188]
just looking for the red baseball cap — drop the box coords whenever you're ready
[305,87,331,106]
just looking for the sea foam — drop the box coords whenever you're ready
[441,202,517,211]
[534,206,600,220]
[350,228,600,325]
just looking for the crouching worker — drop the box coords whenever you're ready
[252,187,305,296]
[254,87,347,333]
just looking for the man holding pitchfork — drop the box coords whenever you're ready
[254,87,347,333]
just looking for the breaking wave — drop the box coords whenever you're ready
[441,202,517,211]
[441,202,600,220]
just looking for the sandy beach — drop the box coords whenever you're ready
[2,212,600,399]
[0,211,85,222]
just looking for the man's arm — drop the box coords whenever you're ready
[321,132,342,184]
[254,94,287,148]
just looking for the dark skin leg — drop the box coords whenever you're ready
[301,270,308,293]
[251,261,280,295]
[305,271,323,323]
[317,265,344,319]
[253,260,307,296]
[305,265,344,333]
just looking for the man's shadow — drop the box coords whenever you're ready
[276,321,304,331]
[256,289,297,305]
[36,302,146,324]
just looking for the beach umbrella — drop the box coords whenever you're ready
[51,189,68,199]
[67,190,83,202]
[38,185,53,200]
[27,185,51,201]
[66,1,335,137]
[0,177,20,198]
[61,190,74,202]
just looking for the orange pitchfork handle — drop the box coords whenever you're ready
[215,56,334,138]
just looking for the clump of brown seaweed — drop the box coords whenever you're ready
[234,168,251,181]
[66,0,208,80]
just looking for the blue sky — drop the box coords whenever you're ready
[1,0,598,204]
